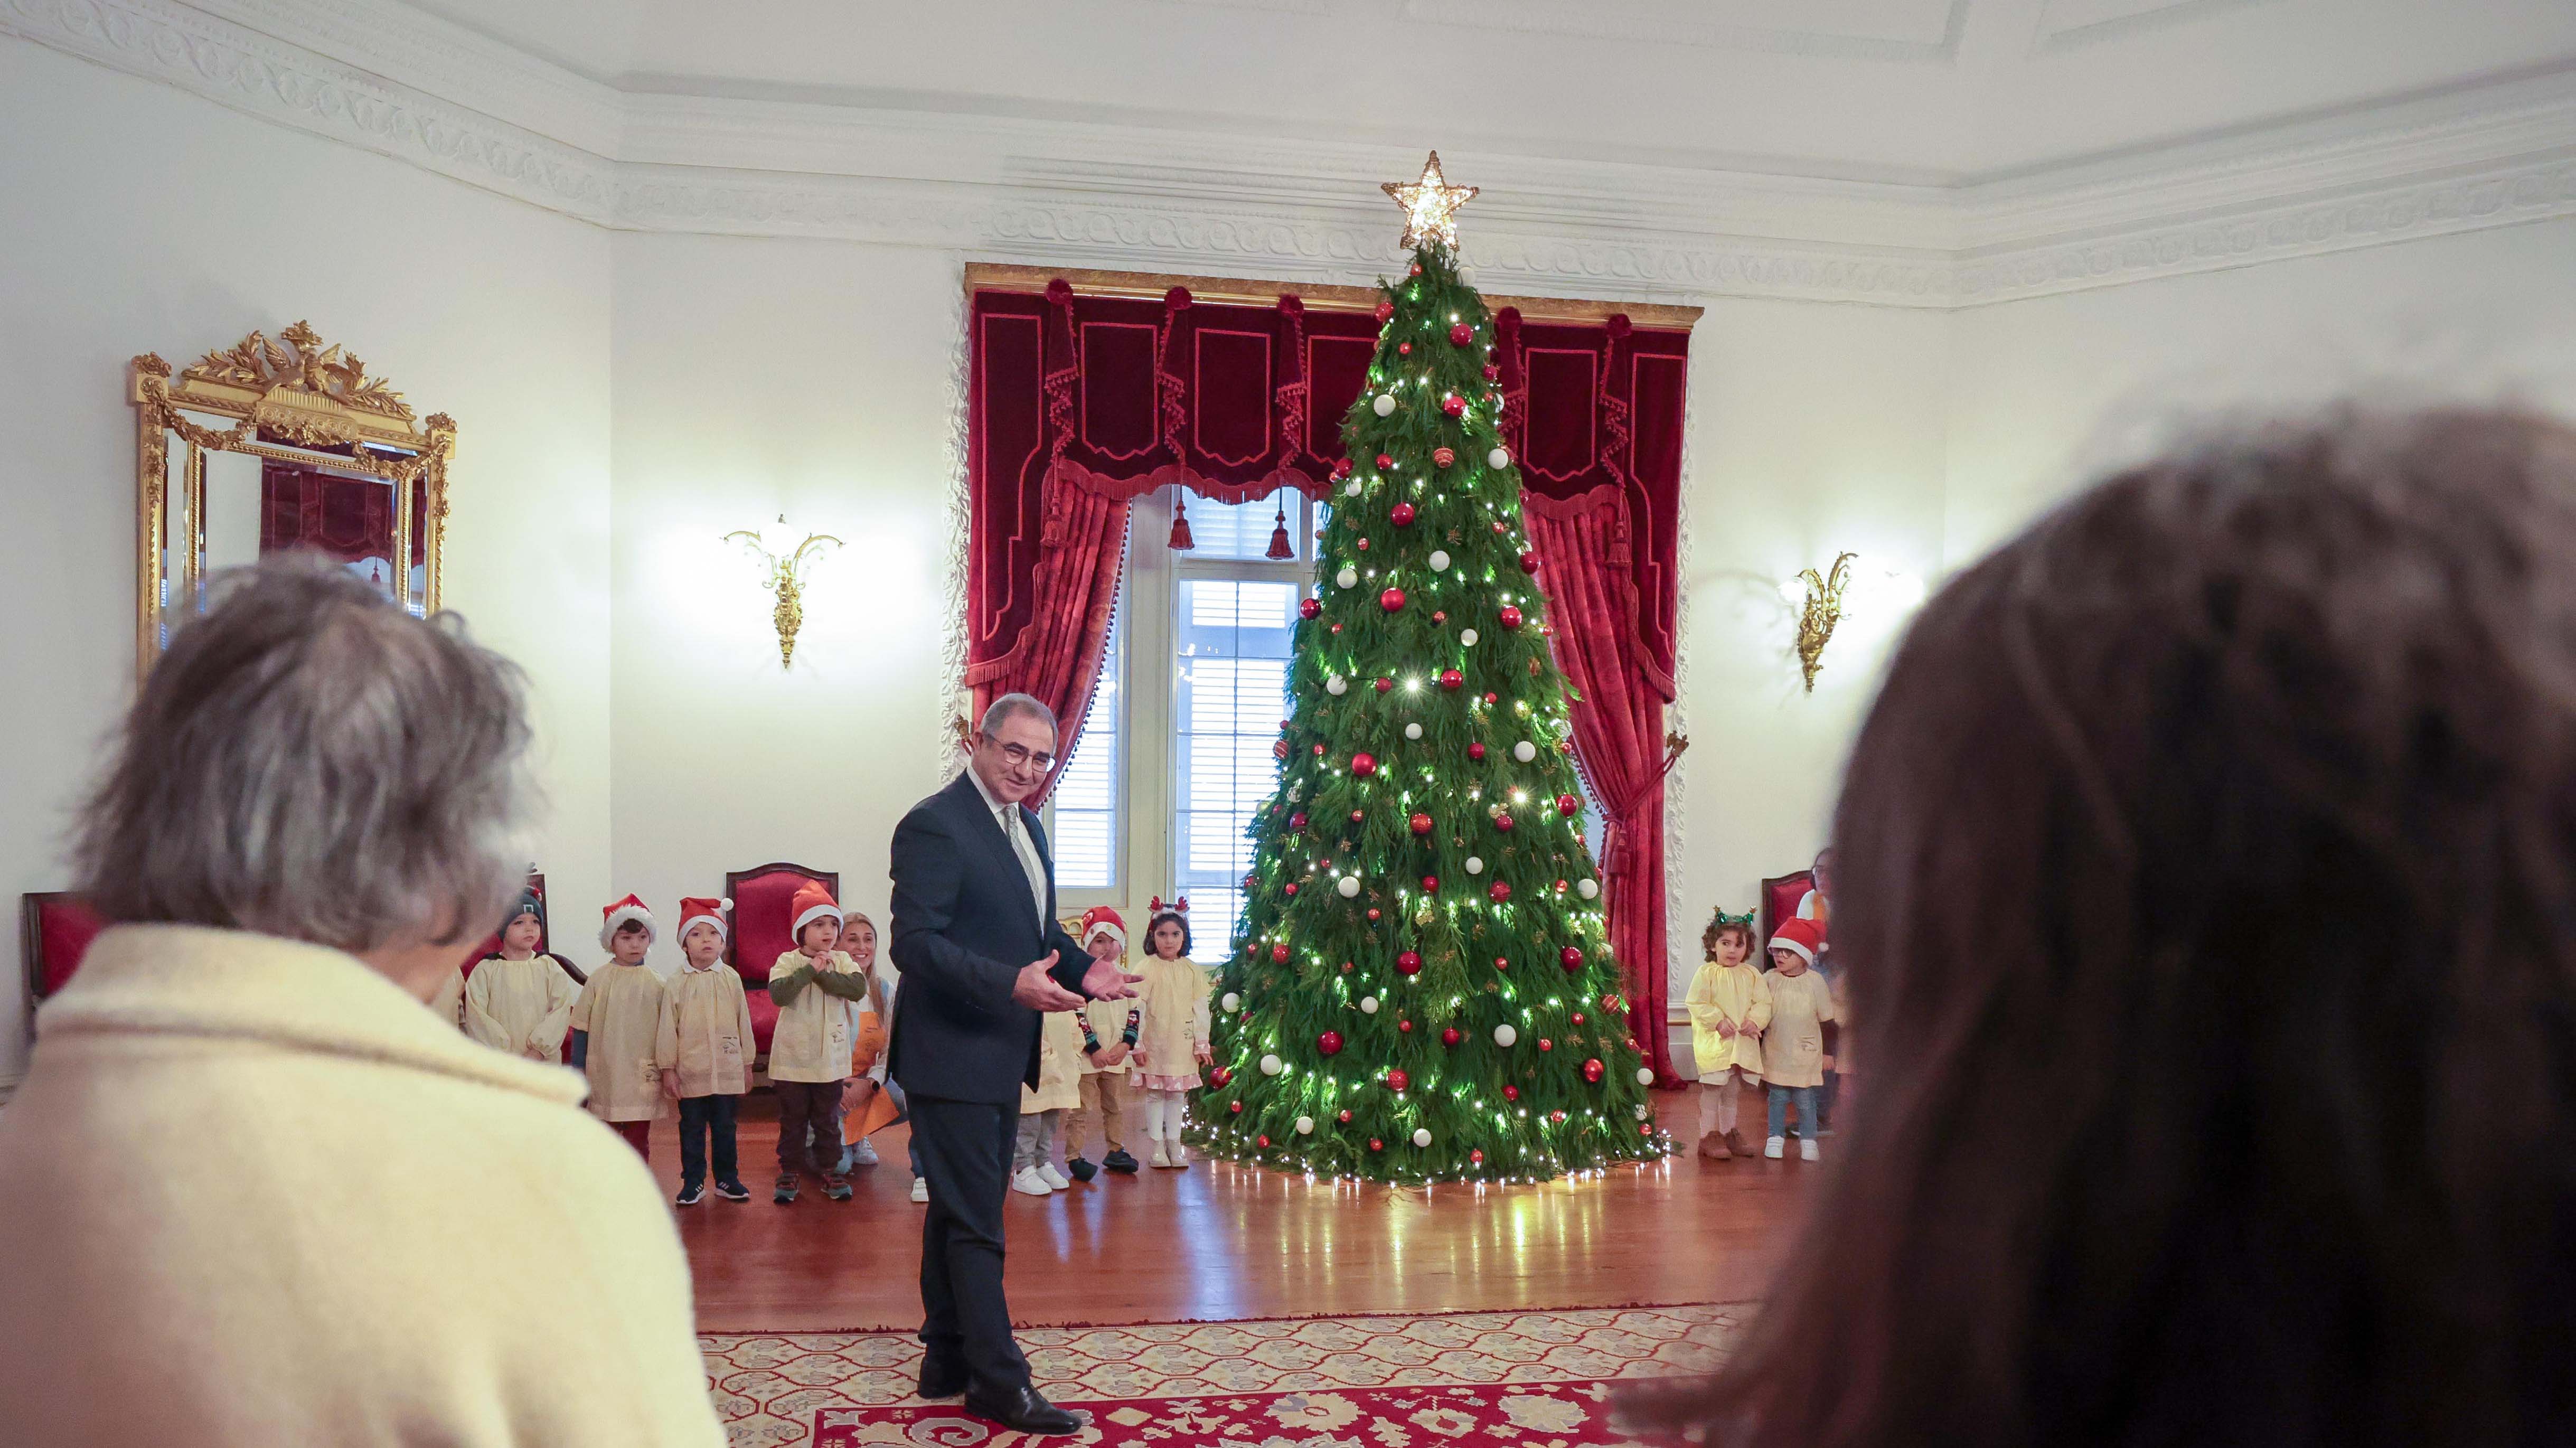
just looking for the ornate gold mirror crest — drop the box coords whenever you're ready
[129,321,456,679]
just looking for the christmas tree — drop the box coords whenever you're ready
[1192,157,1671,1184]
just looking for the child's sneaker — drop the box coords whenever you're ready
[822,1173,853,1201]
[1038,1162,1070,1191]
[1067,1156,1098,1182]
[713,1179,750,1202]
[848,1137,880,1167]
[675,1181,707,1207]
[1799,1139,1820,1162]
[773,1173,800,1204]
[1103,1149,1140,1174]
[1011,1167,1052,1197]
[910,1176,929,1203]
[1763,1136,1785,1160]
[1150,1146,1173,1169]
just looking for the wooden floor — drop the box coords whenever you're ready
[654,1091,1815,1333]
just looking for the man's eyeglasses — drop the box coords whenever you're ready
[981,734,1056,771]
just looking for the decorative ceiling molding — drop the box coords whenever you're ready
[1397,0,1971,62]
[2032,0,2283,54]
[6,0,2572,310]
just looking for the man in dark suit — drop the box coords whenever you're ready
[888,693,1141,1436]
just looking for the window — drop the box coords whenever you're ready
[1048,596,1124,892]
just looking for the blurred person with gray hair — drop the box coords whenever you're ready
[0,554,724,1447]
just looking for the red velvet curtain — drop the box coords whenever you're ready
[259,463,424,580]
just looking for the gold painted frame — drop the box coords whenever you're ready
[129,321,456,679]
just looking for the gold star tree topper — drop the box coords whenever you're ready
[1383,151,1478,249]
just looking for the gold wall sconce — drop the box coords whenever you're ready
[1785,552,1857,693]
[725,515,841,669]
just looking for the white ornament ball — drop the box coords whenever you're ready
[1344,480,1364,499]
[1460,628,1479,647]
[1513,740,1538,763]
[1465,856,1484,875]
[1258,1053,1284,1076]
[1373,393,1398,417]
[1336,567,1359,589]
[1295,1115,1315,1135]
[1220,991,1241,1012]
[1493,1022,1517,1047]
[1360,995,1380,1015]
[1488,446,1511,469]
[1336,875,1361,899]
[1633,1104,1651,1121]
[1326,675,1349,696]
[1404,722,1423,740]
[1576,878,1599,900]
[1412,1127,1433,1148]
[1636,1067,1656,1086]
[1429,549,1452,571]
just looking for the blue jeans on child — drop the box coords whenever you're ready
[1766,1084,1819,1141]
[678,1093,739,1188]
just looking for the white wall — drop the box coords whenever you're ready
[606,233,963,974]
[0,36,616,1088]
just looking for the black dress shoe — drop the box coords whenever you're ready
[917,1359,969,1400]
[964,1381,1080,1435]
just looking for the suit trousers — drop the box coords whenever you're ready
[909,1094,1029,1392]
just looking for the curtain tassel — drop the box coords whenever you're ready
[1168,491,1195,551]
[1265,499,1293,560]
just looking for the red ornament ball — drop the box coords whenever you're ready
[1317,1030,1343,1056]
[1374,676,1394,694]
[1432,446,1455,469]
[1421,875,1439,891]
[1450,322,1474,346]
[1390,502,1417,527]
[1373,300,1394,323]
[1230,1100,1244,1114]
[1369,1137,1384,1152]
[1557,794,1581,817]
[1560,946,1584,970]
[1272,740,1289,760]
[1351,753,1378,777]
[1350,810,1364,823]
[1489,881,1513,904]
[1502,1084,1520,1101]
[1271,943,1290,964]
[1355,538,1369,552]
[1483,363,1501,382]
[1470,1148,1485,1165]
[1299,597,1320,620]
[1441,1026,1463,1046]
[1311,743,1326,756]
[1493,955,1510,970]
[1538,1038,1554,1052]
[1432,610,1447,623]
[1386,1068,1410,1092]
[1572,1011,1586,1025]
[1552,1110,1567,1123]
[1379,587,1407,613]
[1339,1109,1353,1123]
[1367,908,1382,921]
[1468,741,1488,761]
[1494,813,1516,833]
[1441,394,1468,418]
[1583,1057,1606,1084]
[1499,605,1525,631]
[1330,624,1342,635]
[1397,341,1412,356]
[1409,262,1423,276]
[1339,960,1354,974]
[1409,812,1434,836]
[1440,669,1463,690]
[1398,1019,1413,1034]
[1396,949,1423,975]
[1211,1066,1233,1086]
[1375,452,1394,470]
[1331,457,1353,480]
[1282,882,1298,896]
[1291,812,1308,830]
[1519,551,1540,575]
[1258,1134,1271,1148]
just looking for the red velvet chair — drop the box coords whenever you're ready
[1757,870,1817,949]
[725,862,838,1066]
[21,892,106,1003]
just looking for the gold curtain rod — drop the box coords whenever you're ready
[962,262,1701,332]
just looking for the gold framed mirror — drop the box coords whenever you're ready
[129,321,455,679]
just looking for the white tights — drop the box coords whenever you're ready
[1142,1088,1190,1142]
[1699,1075,1745,1136]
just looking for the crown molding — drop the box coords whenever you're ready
[7,0,2574,310]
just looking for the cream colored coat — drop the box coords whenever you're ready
[1077,995,1139,1075]
[573,962,673,1123]
[0,925,722,1447]
[1021,1009,1085,1113]
[658,962,756,1097]
[463,952,578,1060]
[1760,967,1837,1089]
[766,947,856,1084]
[429,965,465,1030]
[1686,961,1772,1080]
[1133,955,1212,1074]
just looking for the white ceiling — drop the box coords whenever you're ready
[393,0,2576,182]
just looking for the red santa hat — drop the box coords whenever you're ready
[598,894,656,950]
[789,880,843,941]
[1077,905,1127,954]
[1766,916,1826,966]
[677,897,731,943]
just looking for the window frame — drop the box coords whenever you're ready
[1045,541,1131,907]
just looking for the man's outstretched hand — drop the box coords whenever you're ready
[1081,955,1146,1001]
[1013,952,1085,1012]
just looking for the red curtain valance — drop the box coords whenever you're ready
[259,463,424,569]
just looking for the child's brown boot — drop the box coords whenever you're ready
[1725,1129,1755,1158]
[1698,1131,1732,1160]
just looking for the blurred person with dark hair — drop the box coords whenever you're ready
[1639,408,2576,1448]
[0,554,722,1446]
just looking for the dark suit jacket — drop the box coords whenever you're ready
[887,770,1094,1105]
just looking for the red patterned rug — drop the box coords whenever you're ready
[702,1305,1741,1446]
